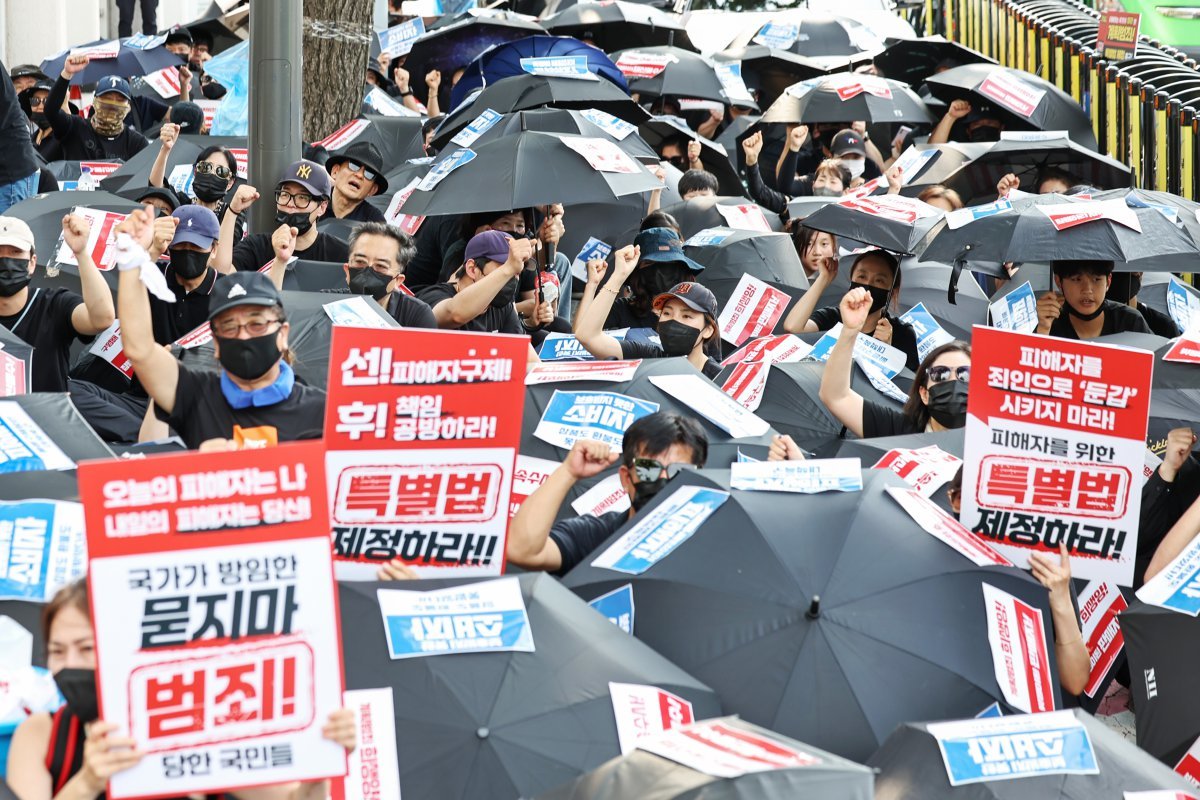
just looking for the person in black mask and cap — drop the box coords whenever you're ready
[1036,259,1152,340]
[506,411,708,574]
[214,159,349,273]
[1108,270,1180,338]
[590,227,705,330]
[145,205,224,343]
[821,287,973,438]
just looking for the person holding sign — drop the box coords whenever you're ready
[820,287,971,438]
[5,580,357,800]
[1035,260,1151,339]
[0,215,115,392]
[783,249,920,371]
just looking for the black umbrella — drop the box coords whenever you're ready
[5,392,115,465]
[40,37,183,84]
[403,12,547,83]
[658,196,783,238]
[638,116,745,196]
[836,429,964,513]
[0,323,35,394]
[400,131,662,216]
[761,74,931,125]
[446,107,660,163]
[178,4,247,56]
[729,15,880,59]
[315,115,426,173]
[6,190,141,269]
[785,195,839,221]
[713,47,839,110]
[613,46,730,106]
[1094,187,1200,247]
[872,35,997,88]
[685,228,809,317]
[338,573,722,800]
[870,707,1197,798]
[563,468,1063,762]
[802,194,945,255]
[893,143,990,198]
[535,717,874,800]
[926,64,1097,151]
[896,258,990,341]
[542,2,696,53]
[941,136,1132,205]
[1121,599,1200,767]
[98,134,246,194]
[431,74,649,150]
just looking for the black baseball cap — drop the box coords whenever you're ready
[652,281,719,318]
[208,272,283,322]
[830,130,867,157]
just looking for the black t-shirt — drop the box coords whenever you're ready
[1137,302,1181,339]
[861,399,920,439]
[386,291,438,329]
[810,306,920,372]
[321,200,386,223]
[619,339,721,379]
[549,510,628,576]
[0,287,85,392]
[232,232,350,272]
[416,282,523,334]
[604,298,659,330]
[155,362,327,449]
[1048,300,1153,339]
[149,266,221,345]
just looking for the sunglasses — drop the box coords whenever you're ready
[928,365,970,384]
[344,161,379,182]
[195,161,233,181]
[631,458,695,483]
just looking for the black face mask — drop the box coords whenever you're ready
[170,249,209,280]
[926,379,969,429]
[658,319,702,357]
[192,171,229,203]
[630,476,668,511]
[968,125,1002,143]
[54,668,99,723]
[1107,273,1141,305]
[0,256,32,297]
[1063,297,1106,321]
[348,266,392,300]
[215,332,282,381]
[490,276,519,309]
[275,210,314,235]
[849,281,890,314]
[30,112,48,130]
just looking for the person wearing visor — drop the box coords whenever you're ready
[46,57,148,160]
[215,159,349,273]
[784,248,920,371]
[1036,259,1152,340]
[116,206,326,450]
[322,140,388,223]
[506,411,709,574]
[821,287,973,438]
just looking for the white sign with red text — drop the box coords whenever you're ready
[561,137,642,174]
[637,718,818,779]
[143,66,183,98]
[715,203,772,232]
[509,455,558,520]
[873,445,962,498]
[1039,199,1141,232]
[330,688,401,800]
[977,70,1047,118]
[87,321,134,378]
[886,487,1014,567]
[610,682,696,755]
[615,51,676,79]
[718,274,791,346]
[525,360,642,385]
[53,206,128,270]
[571,474,630,517]
[1175,737,1200,786]
[1078,579,1127,698]
[983,582,1055,714]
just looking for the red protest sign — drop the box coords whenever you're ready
[1164,331,1200,364]
[77,441,346,799]
[323,326,528,578]
[1078,579,1127,698]
[0,349,28,396]
[1098,11,1140,60]
[717,275,792,346]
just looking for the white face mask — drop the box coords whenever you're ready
[844,158,866,178]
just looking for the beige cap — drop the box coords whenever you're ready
[0,217,34,254]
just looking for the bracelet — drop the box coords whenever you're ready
[602,285,621,295]
[1054,637,1083,646]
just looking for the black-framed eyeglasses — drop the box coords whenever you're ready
[195,161,233,181]
[345,161,379,182]
[212,317,282,338]
[349,256,393,274]
[275,189,314,210]
[928,365,970,384]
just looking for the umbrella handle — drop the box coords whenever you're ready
[949,258,963,306]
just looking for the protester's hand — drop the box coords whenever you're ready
[532,299,554,326]
[564,439,619,480]
[767,434,805,461]
[946,99,971,120]
[322,708,357,754]
[885,165,903,194]
[650,163,665,183]
[687,139,702,167]
[874,316,893,345]
[708,107,724,125]
[198,438,238,452]
[77,721,143,792]
[1160,427,1197,483]
[742,131,763,166]
[538,205,564,246]
[997,172,1020,198]
[586,257,608,286]
[504,236,536,272]
[61,214,92,255]
[271,223,298,262]
[788,124,809,152]
[814,254,838,285]
[376,51,390,72]
[392,66,410,93]
[612,244,640,279]
[230,184,260,213]
[148,215,178,257]
[114,206,157,252]
[177,64,192,87]
[62,54,90,79]
[1035,292,1063,334]
[376,558,419,580]
[1029,542,1072,601]
[159,122,180,151]
[840,286,873,331]
[426,69,441,91]
[851,120,867,137]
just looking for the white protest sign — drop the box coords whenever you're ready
[927,711,1098,786]
[1136,533,1200,615]
[945,198,1013,230]
[988,281,1038,332]
[714,63,755,104]
[377,576,535,659]
[377,17,425,58]
[873,445,962,498]
[886,487,1014,567]
[718,274,792,346]
[509,454,558,520]
[977,69,1047,118]
[571,474,631,517]
[526,360,641,384]
[0,402,74,472]
[450,108,502,147]
[591,485,729,575]
[561,137,642,174]
[534,390,660,453]
[982,582,1055,713]
[648,373,770,439]
[1167,276,1200,332]
[53,206,128,270]
[637,718,818,779]
[715,203,772,232]
[610,682,696,754]
[365,87,420,117]
[416,148,476,191]
[571,236,612,280]
[143,66,183,98]
[579,109,636,140]
[321,296,396,329]
[1077,579,1127,697]
[899,302,956,363]
[87,321,134,379]
[333,688,402,800]
[730,459,864,494]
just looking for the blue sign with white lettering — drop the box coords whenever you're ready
[534,390,660,451]
[378,18,425,57]
[0,502,65,600]
[520,55,592,79]
[378,577,535,659]
[417,147,477,191]
[752,22,799,49]
[589,584,634,633]
[591,486,730,575]
[540,331,626,361]
[899,302,955,363]
[932,715,1098,786]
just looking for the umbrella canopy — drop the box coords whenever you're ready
[713,46,840,109]
[541,2,695,53]
[892,143,990,198]
[563,467,1062,762]
[446,107,659,163]
[870,708,1198,798]
[872,35,997,88]
[895,258,990,341]
[638,116,744,196]
[6,190,141,268]
[835,429,964,512]
[926,64,1097,151]
[432,74,649,150]
[685,228,810,315]
[534,717,874,800]
[98,134,246,194]
[400,130,662,216]
[314,115,426,173]
[658,196,784,238]
[178,4,248,56]
[729,15,881,59]
[612,46,728,106]
[941,136,1132,205]
[451,35,628,111]
[3,393,115,466]
[1120,599,1200,766]
[404,12,547,81]
[802,194,946,255]
[337,573,722,800]
[41,37,183,84]
[762,74,931,125]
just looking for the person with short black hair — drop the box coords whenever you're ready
[678,169,719,200]
[418,230,533,333]
[506,411,709,574]
[323,141,388,223]
[639,210,681,234]
[1036,259,1152,339]
[340,221,437,328]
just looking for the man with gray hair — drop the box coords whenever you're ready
[342,221,438,328]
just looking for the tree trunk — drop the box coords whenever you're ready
[301,0,373,143]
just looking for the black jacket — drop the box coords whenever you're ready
[0,58,39,183]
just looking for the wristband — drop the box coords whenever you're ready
[400,89,414,97]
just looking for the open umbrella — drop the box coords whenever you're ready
[638,116,744,196]
[542,2,695,53]
[404,12,547,82]
[337,573,722,800]
[685,228,810,314]
[178,4,248,56]
[612,46,729,106]
[5,190,141,268]
[400,131,662,217]
[896,257,990,341]
[40,37,183,84]
[451,35,628,111]
[892,143,990,198]
[658,196,784,238]
[314,115,426,173]
[98,134,246,194]
[802,194,946,255]
[836,429,964,512]
[445,107,659,163]
[3,393,115,466]
[729,15,881,59]
[563,468,1062,762]
[872,35,997,88]
[926,64,1097,151]
[535,717,874,800]
[713,46,839,109]
[762,74,931,125]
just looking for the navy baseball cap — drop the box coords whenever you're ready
[830,129,866,157]
[634,227,704,273]
[465,230,514,265]
[95,76,132,101]
[171,205,220,249]
[279,159,333,199]
[653,281,719,318]
[208,272,283,321]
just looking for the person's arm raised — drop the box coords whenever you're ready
[63,215,116,335]
[1146,492,1200,582]
[47,55,87,139]
[213,184,259,274]
[429,236,534,328]
[1030,543,1090,696]
[818,287,871,437]
[574,244,639,360]
[782,254,836,334]
[149,122,179,188]
[266,223,297,291]
[929,99,970,144]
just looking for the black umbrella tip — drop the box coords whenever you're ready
[806,595,821,619]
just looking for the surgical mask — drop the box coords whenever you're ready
[170,249,209,280]
[0,257,32,297]
[215,331,282,381]
[91,101,129,137]
[926,379,969,429]
[490,276,519,308]
[348,266,392,300]
[275,209,313,235]
[1108,273,1141,305]
[813,186,842,197]
[843,158,865,178]
[657,319,702,356]
[192,172,229,203]
[54,668,99,723]
[849,281,889,314]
